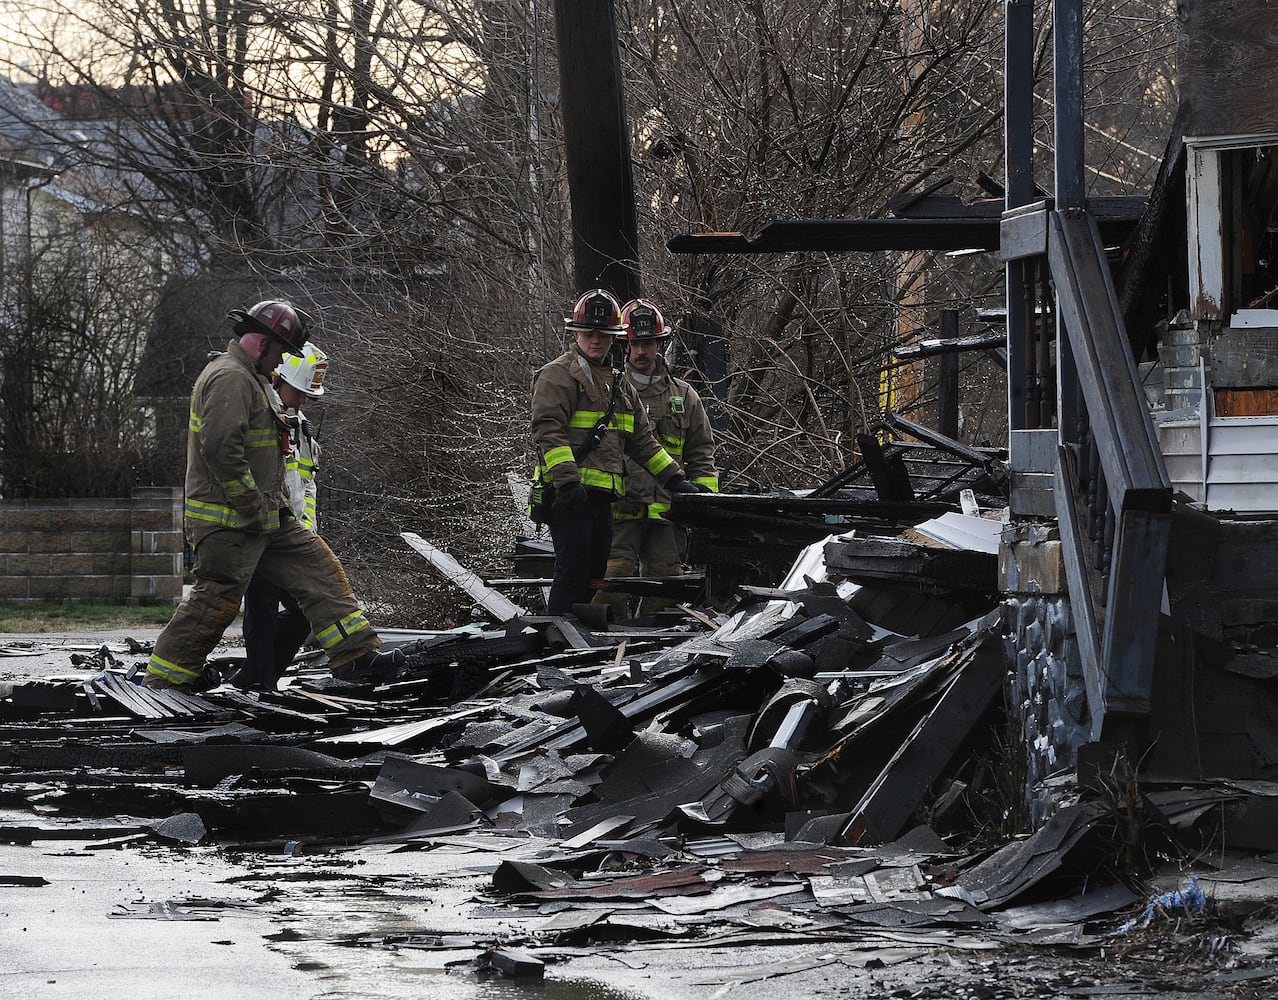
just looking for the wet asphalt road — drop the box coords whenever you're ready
[1,835,652,1000]
[0,629,1258,999]
[6,832,1244,1000]
[5,828,1046,1000]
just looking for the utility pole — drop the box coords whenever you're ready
[885,0,928,427]
[552,0,640,303]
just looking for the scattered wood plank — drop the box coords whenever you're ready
[318,705,488,747]
[401,531,527,623]
[842,627,1004,845]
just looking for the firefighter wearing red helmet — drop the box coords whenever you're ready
[530,289,702,615]
[145,301,404,691]
[592,298,719,619]
[228,300,312,368]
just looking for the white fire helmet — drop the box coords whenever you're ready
[276,343,329,397]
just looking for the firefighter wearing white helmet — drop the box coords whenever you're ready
[232,343,331,690]
[277,344,329,399]
[593,298,719,620]
[275,344,328,530]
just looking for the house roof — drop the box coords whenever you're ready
[0,76,70,165]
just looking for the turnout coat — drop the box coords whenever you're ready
[531,344,680,496]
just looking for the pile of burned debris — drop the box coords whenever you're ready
[3,514,1270,942]
[6,431,1278,966]
[1,519,1011,851]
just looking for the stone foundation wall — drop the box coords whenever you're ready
[0,487,183,605]
[1000,523,1089,828]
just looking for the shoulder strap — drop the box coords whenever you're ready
[574,368,624,464]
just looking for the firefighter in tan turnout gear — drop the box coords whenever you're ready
[530,289,704,615]
[593,299,718,619]
[145,300,404,690]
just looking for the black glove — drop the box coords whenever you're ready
[616,497,646,517]
[553,480,588,512]
[669,476,711,495]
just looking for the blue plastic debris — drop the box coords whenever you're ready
[1111,876,1207,935]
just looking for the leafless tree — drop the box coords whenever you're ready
[0,218,162,497]
[610,0,1003,485]
[0,0,568,620]
[0,0,1177,620]
[615,0,1175,487]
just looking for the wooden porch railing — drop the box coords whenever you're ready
[1045,209,1172,738]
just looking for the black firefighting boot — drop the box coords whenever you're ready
[331,645,406,684]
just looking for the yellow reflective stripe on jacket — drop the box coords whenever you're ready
[315,611,372,650]
[290,456,317,476]
[646,500,671,520]
[220,472,256,499]
[147,653,200,684]
[184,498,280,531]
[539,446,575,479]
[568,411,635,433]
[628,483,717,520]
[660,436,685,457]
[301,496,318,531]
[580,468,623,491]
[644,450,675,476]
[188,416,274,449]
[616,500,676,521]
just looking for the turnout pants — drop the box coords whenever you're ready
[147,518,379,687]
[547,490,614,615]
[240,572,312,690]
[592,518,684,618]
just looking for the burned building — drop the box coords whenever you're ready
[13,7,1278,994]
[659,0,1278,829]
[1001,1,1278,808]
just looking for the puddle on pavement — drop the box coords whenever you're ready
[272,929,646,1000]
[299,964,643,1000]
[245,868,645,1000]
[281,936,643,1000]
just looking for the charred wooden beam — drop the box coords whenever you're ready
[824,535,997,596]
[856,433,915,503]
[892,332,1006,360]
[842,626,1004,845]
[884,411,1004,480]
[667,199,1142,256]
[592,574,706,602]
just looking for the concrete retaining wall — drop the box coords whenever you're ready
[0,487,183,605]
